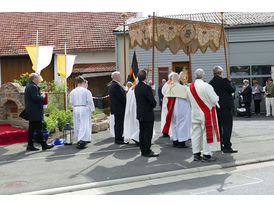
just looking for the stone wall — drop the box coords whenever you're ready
[0,83,27,128]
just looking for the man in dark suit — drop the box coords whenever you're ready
[239,79,252,117]
[209,66,238,153]
[108,71,128,144]
[24,73,54,151]
[135,70,158,157]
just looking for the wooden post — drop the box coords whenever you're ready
[122,13,127,85]
[188,53,192,83]
[152,12,155,85]
[35,30,38,72]
[221,12,229,79]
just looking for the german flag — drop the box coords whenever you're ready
[127,51,139,84]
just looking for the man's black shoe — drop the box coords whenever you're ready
[162,133,169,138]
[173,140,178,147]
[177,142,188,148]
[193,154,202,161]
[201,155,216,162]
[132,139,140,146]
[26,145,39,151]
[115,141,129,145]
[142,151,159,157]
[42,144,54,150]
[222,148,238,153]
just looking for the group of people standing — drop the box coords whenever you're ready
[108,65,238,161]
[24,66,240,162]
[235,78,274,117]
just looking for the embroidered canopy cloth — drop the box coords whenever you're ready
[128,17,227,55]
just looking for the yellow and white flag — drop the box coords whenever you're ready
[57,54,77,79]
[25,46,54,74]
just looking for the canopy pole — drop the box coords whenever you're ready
[221,12,229,79]
[35,30,38,72]
[122,13,127,85]
[188,53,192,83]
[152,12,155,85]
[64,42,67,112]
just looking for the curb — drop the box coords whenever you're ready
[20,156,274,195]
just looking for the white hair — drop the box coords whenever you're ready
[168,72,176,80]
[243,79,249,84]
[194,68,205,80]
[171,73,180,81]
[213,66,223,76]
[111,71,120,79]
[29,73,38,81]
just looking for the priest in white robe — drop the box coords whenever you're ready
[161,72,191,148]
[187,68,220,162]
[123,81,139,145]
[70,76,95,149]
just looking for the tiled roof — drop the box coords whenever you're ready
[0,12,136,55]
[72,62,116,74]
[114,12,274,32]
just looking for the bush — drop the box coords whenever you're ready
[91,108,103,117]
[44,116,57,134]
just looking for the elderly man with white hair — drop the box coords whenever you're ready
[161,72,191,148]
[108,71,128,144]
[187,68,220,162]
[209,66,238,153]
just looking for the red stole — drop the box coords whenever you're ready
[162,97,176,134]
[189,82,220,143]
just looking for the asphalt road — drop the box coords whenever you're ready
[64,160,274,195]
[0,116,274,194]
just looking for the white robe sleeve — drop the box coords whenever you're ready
[69,91,75,106]
[87,90,95,113]
[205,84,220,108]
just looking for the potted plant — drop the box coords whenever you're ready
[41,120,49,141]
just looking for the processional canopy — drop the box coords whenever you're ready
[128,14,228,55]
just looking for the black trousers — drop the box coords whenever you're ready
[28,121,43,146]
[245,102,251,117]
[139,121,154,155]
[114,114,125,142]
[217,108,233,150]
[254,99,261,114]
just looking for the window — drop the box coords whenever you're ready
[230,65,272,88]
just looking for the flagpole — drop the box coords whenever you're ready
[65,42,67,112]
[35,30,38,72]
[122,13,127,85]
[152,12,155,85]
[221,12,229,79]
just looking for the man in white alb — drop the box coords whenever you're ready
[187,69,220,162]
[161,72,191,148]
[70,76,95,149]
[123,80,139,145]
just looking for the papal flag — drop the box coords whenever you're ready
[127,51,139,84]
[57,54,77,79]
[25,46,54,74]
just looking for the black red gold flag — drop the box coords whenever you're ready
[127,51,139,84]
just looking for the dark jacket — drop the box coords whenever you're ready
[134,81,157,122]
[24,81,45,121]
[108,81,126,115]
[158,84,164,100]
[209,76,235,110]
[241,85,252,104]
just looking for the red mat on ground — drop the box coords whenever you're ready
[0,124,28,146]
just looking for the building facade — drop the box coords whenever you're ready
[114,13,274,112]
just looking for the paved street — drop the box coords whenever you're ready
[63,160,274,195]
[0,115,274,195]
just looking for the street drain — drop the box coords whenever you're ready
[3,181,27,188]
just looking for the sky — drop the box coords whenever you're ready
[1,0,274,13]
